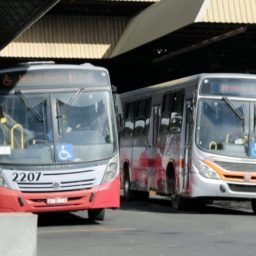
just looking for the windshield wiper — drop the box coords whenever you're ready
[222,96,244,120]
[15,90,44,122]
[56,88,83,118]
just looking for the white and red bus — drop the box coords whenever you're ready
[0,62,120,220]
[120,73,256,213]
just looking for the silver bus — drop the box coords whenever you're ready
[120,73,256,213]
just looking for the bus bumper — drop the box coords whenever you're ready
[190,173,256,199]
[0,176,120,213]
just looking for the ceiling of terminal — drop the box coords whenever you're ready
[0,0,60,51]
[48,0,152,16]
[1,0,256,93]
[105,0,256,92]
[48,0,256,92]
[108,22,256,92]
[0,0,153,55]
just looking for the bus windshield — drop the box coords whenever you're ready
[196,98,253,158]
[0,90,116,164]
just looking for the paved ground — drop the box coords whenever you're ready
[38,198,256,256]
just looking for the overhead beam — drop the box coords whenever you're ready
[152,26,247,63]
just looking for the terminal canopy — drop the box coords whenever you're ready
[111,0,256,57]
[111,0,207,57]
[0,0,59,51]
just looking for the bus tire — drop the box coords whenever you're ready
[88,208,105,221]
[123,165,135,201]
[171,195,187,211]
[251,199,256,214]
[167,164,187,211]
[166,163,175,196]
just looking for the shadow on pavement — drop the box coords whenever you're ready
[37,212,98,227]
[37,197,254,227]
[120,196,254,216]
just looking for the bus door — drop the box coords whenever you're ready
[147,105,160,192]
[131,99,151,191]
[182,99,193,193]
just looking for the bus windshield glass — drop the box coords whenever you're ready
[0,90,116,164]
[195,98,255,158]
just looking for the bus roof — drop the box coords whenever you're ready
[0,62,111,90]
[121,73,256,100]
[0,62,108,73]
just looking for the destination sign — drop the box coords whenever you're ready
[200,77,256,98]
[0,69,109,89]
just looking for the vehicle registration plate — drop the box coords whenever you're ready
[47,197,68,205]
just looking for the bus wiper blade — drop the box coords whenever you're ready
[222,96,244,120]
[56,88,83,118]
[15,90,44,122]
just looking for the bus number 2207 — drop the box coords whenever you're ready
[12,172,42,182]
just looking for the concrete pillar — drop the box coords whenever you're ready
[0,213,37,256]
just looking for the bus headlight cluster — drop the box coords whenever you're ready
[0,176,5,186]
[0,171,9,187]
[102,155,119,184]
[199,163,220,180]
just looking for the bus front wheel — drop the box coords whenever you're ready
[123,174,135,200]
[171,195,187,211]
[123,166,135,200]
[88,208,105,221]
[168,167,186,211]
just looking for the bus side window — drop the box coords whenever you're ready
[169,91,184,134]
[134,98,151,137]
[144,98,151,135]
[134,101,144,136]
[160,91,184,134]
[160,94,171,135]
[123,103,135,137]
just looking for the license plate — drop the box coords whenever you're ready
[47,197,68,205]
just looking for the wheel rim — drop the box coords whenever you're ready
[124,178,130,198]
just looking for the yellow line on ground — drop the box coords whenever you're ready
[38,227,136,235]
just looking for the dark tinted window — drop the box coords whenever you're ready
[134,98,151,137]
[123,103,135,137]
[160,91,184,134]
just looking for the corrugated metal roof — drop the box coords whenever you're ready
[0,15,128,59]
[1,0,256,59]
[199,0,256,23]
[0,0,60,51]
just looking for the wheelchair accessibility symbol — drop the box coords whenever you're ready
[57,144,74,161]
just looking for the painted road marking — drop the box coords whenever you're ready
[38,227,137,235]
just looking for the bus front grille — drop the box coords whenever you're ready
[15,168,100,192]
[215,161,256,172]
[228,184,256,193]
[17,178,96,192]
[6,165,106,192]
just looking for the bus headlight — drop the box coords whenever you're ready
[199,163,220,180]
[102,155,119,184]
[0,171,9,187]
[0,176,5,186]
